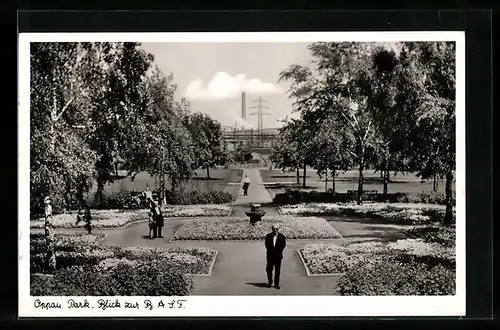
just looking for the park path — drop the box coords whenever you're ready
[232,168,274,206]
[101,219,342,295]
[98,168,342,295]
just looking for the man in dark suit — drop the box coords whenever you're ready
[265,224,286,289]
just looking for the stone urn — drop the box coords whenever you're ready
[245,204,266,226]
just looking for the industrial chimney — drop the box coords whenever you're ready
[241,91,246,120]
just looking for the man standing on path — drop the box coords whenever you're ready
[242,174,251,196]
[264,224,286,289]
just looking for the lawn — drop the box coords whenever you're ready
[261,169,456,198]
[172,216,343,241]
[30,232,218,296]
[88,168,244,195]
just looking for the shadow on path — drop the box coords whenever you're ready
[246,282,270,288]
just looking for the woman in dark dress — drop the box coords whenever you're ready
[151,200,164,239]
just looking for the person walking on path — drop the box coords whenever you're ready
[264,224,286,289]
[242,174,251,196]
[75,205,92,234]
[148,200,157,239]
[84,206,92,234]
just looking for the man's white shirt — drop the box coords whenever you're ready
[273,234,277,247]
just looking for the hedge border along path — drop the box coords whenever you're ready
[30,205,232,229]
[172,216,343,241]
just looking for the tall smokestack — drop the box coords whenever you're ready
[241,91,246,120]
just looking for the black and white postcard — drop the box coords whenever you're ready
[18,31,465,317]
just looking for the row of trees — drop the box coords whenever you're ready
[270,42,455,223]
[31,42,226,214]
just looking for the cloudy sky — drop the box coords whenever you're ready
[141,42,313,129]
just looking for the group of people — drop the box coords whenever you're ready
[147,199,165,239]
[75,206,92,234]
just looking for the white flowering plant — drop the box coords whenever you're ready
[279,203,455,225]
[30,205,232,229]
[172,216,343,240]
[30,232,218,276]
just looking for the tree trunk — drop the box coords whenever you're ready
[331,167,336,195]
[325,168,328,192]
[383,169,389,202]
[45,206,56,272]
[171,173,176,192]
[296,166,300,184]
[206,166,210,180]
[433,174,437,192]
[357,154,364,205]
[96,178,105,208]
[50,86,57,154]
[444,171,454,225]
[303,162,307,188]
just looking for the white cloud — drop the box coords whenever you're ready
[185,71,282,100]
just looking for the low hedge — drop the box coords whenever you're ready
[406,225,456,248]
[63,189,233,212]
[396,191,456,205]
[31,261,193,296]
[273,189,455,205]
[165,190,233,205]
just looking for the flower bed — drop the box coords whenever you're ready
[30,232,217,296]
[299,242,388,275]
[30,205,232,229]
[172,216,342,240]
[298,238,455,295]
[279,203,455,225]
[162,204,231,218]
[30,233,217,275]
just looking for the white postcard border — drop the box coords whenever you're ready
[18,31,466,317]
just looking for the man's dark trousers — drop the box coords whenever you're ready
[266,258,282,287]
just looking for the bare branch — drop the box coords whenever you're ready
[54,97,75,122]
[363,119,372,141]
[347,149,358,158]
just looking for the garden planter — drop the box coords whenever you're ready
[245,204,266,226]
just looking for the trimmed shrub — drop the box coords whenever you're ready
[273,190,403,205]
[406,226,456,248]
[165,190,232,205]
[397,191,456,205]
[273,189,455,205]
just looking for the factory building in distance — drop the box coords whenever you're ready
[222,91,279,152]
